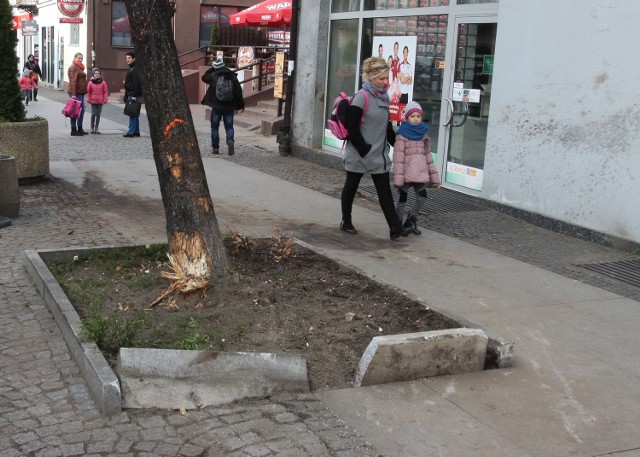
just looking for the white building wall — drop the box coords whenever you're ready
[487,0,640,241]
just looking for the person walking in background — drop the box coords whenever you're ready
[86,68,109,134]
[393,101,440,235]
[67,52,88,136]
[123,52,142,138]
[18,69,37,106]
[23,54,42,101]
[201,57,245,155]
[339,56,413,240]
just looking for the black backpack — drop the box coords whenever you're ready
[215,75,234,103]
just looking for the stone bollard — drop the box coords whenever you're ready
[0,154,20,218]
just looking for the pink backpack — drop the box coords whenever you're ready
[327,90,369,140]
[62,98,82,119]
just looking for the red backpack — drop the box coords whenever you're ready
[327,90,369,140]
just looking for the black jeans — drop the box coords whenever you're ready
[341,170,402,229]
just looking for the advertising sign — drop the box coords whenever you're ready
[22,20,38,36]
[237,47,254,68]
[274,51,285,99]
[372,35,418,122]
[57,0,85,17]
[60,17,83,23]
[12,13,32,30]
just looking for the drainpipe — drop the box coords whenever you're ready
[276,0,299,156]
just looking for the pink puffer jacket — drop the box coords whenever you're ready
[393,133,440,187]
[86,80,109,105]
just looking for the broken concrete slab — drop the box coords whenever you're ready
[355,328,488,387]
[118,347,309,410]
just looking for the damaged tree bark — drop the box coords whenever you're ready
[124,0,229,279]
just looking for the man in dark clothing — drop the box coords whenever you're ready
[123,51,143,138]
[201,58,245,155]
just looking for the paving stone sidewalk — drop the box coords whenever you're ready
[0,91,381,457]
[3,87,639,456]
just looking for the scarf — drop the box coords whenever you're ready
[397,121,428,141]
[363,81,389,104]
[74,59,85,71]
[91,78,103,84]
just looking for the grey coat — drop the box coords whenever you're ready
[343,89,392,174]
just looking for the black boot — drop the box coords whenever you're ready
[404,214,421,235]
[340,220,357,234]
[390,224,413,240]
[71,127,81,136]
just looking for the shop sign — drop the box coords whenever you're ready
[267,31,289,48]
[482,55,494,75]
[11,13,32,29]
[57,0,85,17]
[60,17,83,23]
[21,20,38,36]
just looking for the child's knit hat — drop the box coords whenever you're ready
[23,69,31,77]
[404,101,423,120]
[92,67,102,76]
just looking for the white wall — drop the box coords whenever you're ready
[486,0,640,241]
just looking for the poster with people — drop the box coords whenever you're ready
[372,36,417,122]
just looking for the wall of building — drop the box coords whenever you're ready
[486,0,640,242]
[291,0,330,149]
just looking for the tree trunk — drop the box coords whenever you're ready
[124,0,229,279]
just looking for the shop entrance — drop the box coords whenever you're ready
[440,19,497,192]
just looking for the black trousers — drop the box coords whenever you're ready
[341,170,401,230]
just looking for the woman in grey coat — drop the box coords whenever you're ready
[340,57,412,240]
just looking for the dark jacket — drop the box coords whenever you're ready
[124,62,142,98]
[201,67,245,111]
[24,60,42,80]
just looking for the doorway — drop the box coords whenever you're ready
[439,19,497,192]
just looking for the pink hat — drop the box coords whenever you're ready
[404,101,423,120]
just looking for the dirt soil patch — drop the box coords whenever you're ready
[46,234,461,392]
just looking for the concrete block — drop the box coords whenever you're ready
[23,250,122,415]
[354,328,488,387]
[118,348,309,410]
[485,336,515,369]
[0,155,19,218]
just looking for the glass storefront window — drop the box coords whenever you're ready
[324,19,359,147]
[111,0,132,47]
[364,0,448,10]
[200,6,241,48]
[332,0,361,13]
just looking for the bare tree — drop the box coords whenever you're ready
[124,0,229,281]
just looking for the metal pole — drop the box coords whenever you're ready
[276,0,299,156]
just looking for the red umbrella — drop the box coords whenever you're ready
[230,0,291,28]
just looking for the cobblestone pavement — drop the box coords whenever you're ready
[0,89,381,457]
[3,87,640,456]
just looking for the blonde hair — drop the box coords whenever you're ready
[74,52,83,59]
[361,57,389,81]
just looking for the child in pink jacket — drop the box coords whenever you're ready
[18,69,37,106]
[392,101,440,235]
[86,68,109,133]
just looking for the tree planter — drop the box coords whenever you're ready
[0,118,49,182]
[0,154,19,218]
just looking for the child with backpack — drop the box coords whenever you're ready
[86,68,109,134]
[201,58,245,156]
[392,101,440,235]
[18,69,37,106]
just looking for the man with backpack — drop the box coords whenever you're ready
[201,58,245,155]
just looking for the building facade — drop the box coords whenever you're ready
[12,0,257,94]
[292,0,640,244]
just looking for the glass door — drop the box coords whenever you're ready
[440,19,497,192]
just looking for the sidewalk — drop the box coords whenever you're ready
[3,92,640,456]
